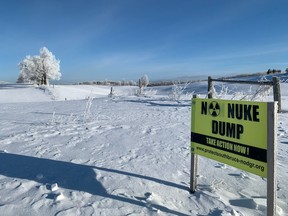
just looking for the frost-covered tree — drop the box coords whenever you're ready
[140,75,149,87]
[138,75,149,95]
[17,55,37,83]
[17,47,61,85]
[129,80,137,86]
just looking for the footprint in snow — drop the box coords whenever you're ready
[45,183,65,202]
[134,192,163,212]
[214,163,227,169]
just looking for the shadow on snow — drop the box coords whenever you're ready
[123,99,191,107]
[0,84,33,89]
[0,152,189,216]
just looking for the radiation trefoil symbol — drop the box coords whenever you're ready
[208,101,220,117]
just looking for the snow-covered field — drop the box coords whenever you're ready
[0,81,287,216]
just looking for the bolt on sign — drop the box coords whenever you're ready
[191,98,269,177]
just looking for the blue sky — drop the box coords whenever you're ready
[1,0,288,83]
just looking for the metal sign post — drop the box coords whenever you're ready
[267,102,277,216]
[190,95,198,193]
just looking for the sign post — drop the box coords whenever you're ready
[190,95,198,193]
[190,98,277,215]
[267,102,277,216]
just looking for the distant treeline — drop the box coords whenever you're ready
[148,80,202,86]
[75,79,202,87]
[266,69,282,74]
[75,80,137,86]
[74,69,286,87]
[220,69,284,80]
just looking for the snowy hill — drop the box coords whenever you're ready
[0,82,287,215]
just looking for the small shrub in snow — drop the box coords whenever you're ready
[236,76,272,101]
[169,81,191,101]
[83,96,93,121]
[50,97,96,128]
[212,76,273,102]
[212,84,231,99]
[142,88,158,97]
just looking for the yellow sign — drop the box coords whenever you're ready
[191,98,268,177]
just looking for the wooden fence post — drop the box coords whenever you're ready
[208,76,213,99]
[272,77,281,113]
[138,79,142,95]
[190,94,198,193]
